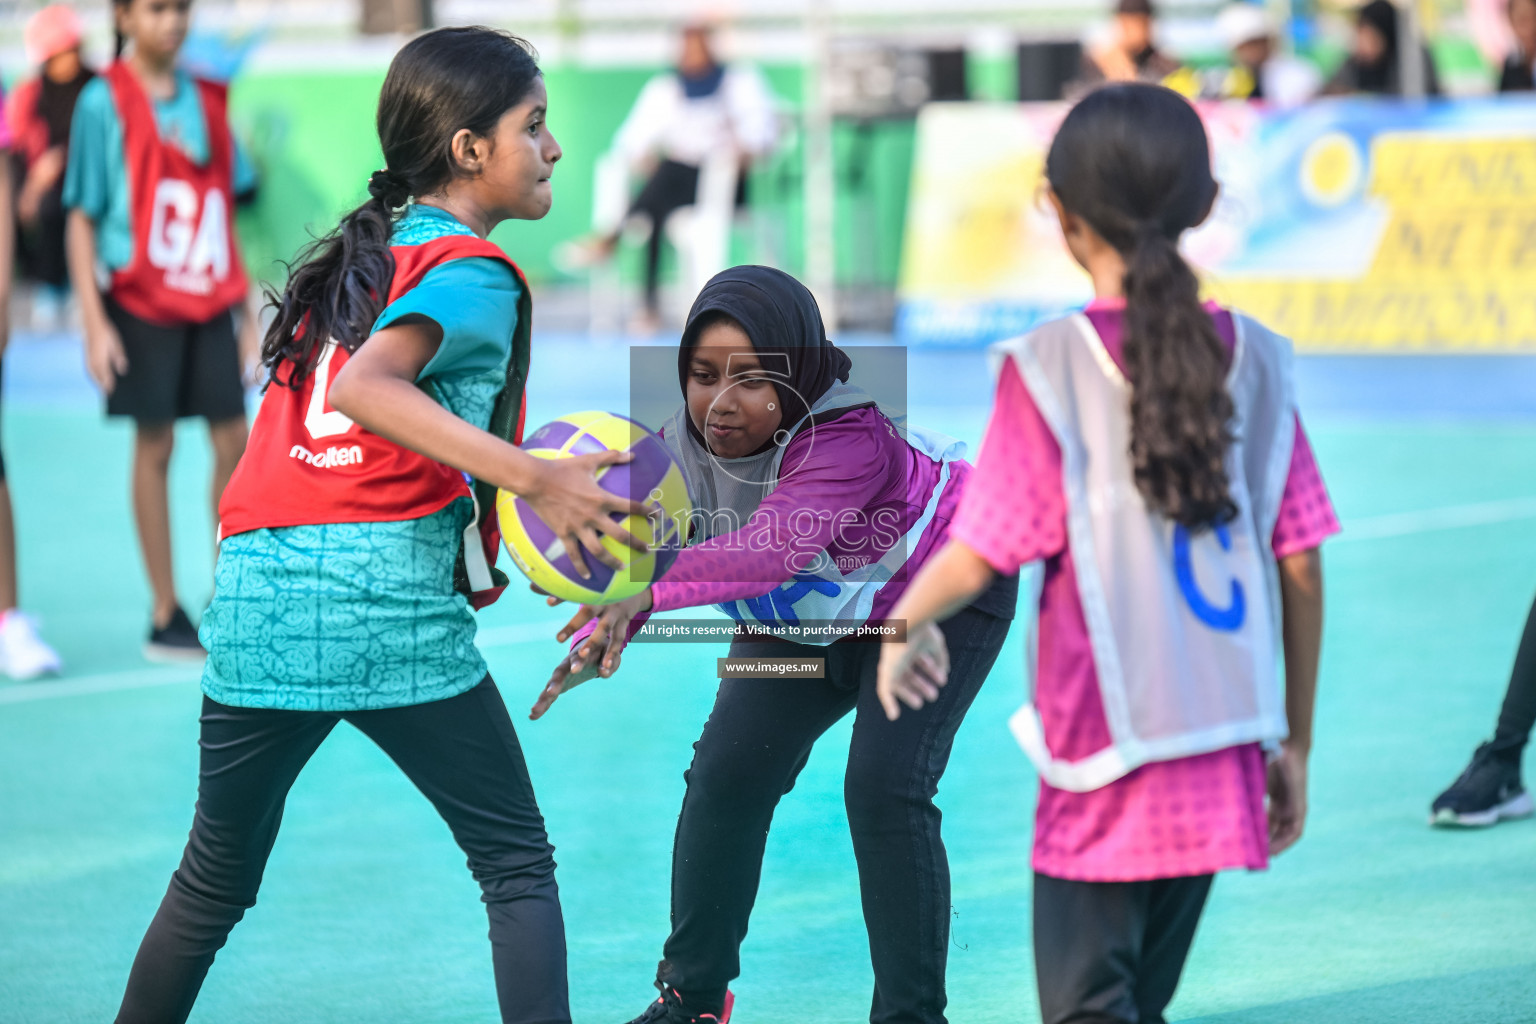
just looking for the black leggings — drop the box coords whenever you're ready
[1032,873,1213,1024]
[115,677,570,1024]
[629,159,700,313]
[655,605,1012,1024]
[1489,590,1536,768]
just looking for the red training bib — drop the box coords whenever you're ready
[105,61,249,326]
[219,235,527,547]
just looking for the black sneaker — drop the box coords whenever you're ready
[145,607,207,663]
[624,983,734,1024]
[1430,743,1534,827]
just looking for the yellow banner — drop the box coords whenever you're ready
[897,99,1536,351]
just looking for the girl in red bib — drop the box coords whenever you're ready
[63,0,259,658]
[112,28,646,1024]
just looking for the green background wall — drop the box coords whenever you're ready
[220,39,1495,293]
[229,63,916,291]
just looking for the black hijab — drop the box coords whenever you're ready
[677,266,854,448]
[1353,0,1400,93]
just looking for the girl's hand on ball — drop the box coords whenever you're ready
[530,649,622,720]
[875,622,950,721]
[525,452,650,578]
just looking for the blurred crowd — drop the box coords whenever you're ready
[1075,0,1534,104]
[3,0,1533,333]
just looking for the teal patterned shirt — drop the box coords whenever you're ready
[201,205,521,711]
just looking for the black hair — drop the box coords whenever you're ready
[1045,83,1236,529]
[110,0,130,58]
[1358,0,1400,54]
[262,27,541,388]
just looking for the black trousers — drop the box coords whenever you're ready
[655,605,1012,1024]
[1032,873,1213,1024]
[115,677,570,1024]
[1489,590,1536,768]
[627,158,747,313]
[15,175,69,289]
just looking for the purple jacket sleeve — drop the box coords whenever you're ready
[649,414,894,613]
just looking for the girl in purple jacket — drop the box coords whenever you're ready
[535,266,1016,1024]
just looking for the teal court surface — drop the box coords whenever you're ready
[3,330,1535,1023]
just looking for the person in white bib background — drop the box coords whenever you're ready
[878,84,1338,1024]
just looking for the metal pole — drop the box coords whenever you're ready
[803,6,838,330]
[1399,0,1427,98]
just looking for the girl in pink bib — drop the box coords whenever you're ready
[878,83,1338,1024]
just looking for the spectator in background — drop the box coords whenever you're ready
[1323,0,1442,96]
[0,66,64,680]
[1072,0,1184,94]
[1214,3,1321,107]
[559,22,778,335]
[7,6,95,329]
[1498,0,1536,90]
[65,0,261,660]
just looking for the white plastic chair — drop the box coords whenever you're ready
[587,149,740,334]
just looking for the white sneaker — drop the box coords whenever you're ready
[0,610,63,680]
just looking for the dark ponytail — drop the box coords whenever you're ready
[262,27,542,388]
[111,0,126,57]
[1045,83,1236,529]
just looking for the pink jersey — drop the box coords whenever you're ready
[954,300,1339,881]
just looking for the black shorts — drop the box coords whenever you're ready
[105,299,246,424]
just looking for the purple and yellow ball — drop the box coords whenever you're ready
[497,411,691,605]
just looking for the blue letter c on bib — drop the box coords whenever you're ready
[1173,523,1246,632]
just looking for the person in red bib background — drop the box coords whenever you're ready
[63,0,259,659]
[112,27,648,1024]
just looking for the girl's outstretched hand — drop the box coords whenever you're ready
[522,452,650,579]
[556,589,652,674]
[1266,742,1309,855]
[875,621,950,721]
[531,589,650,719]
[529,648,621,720]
